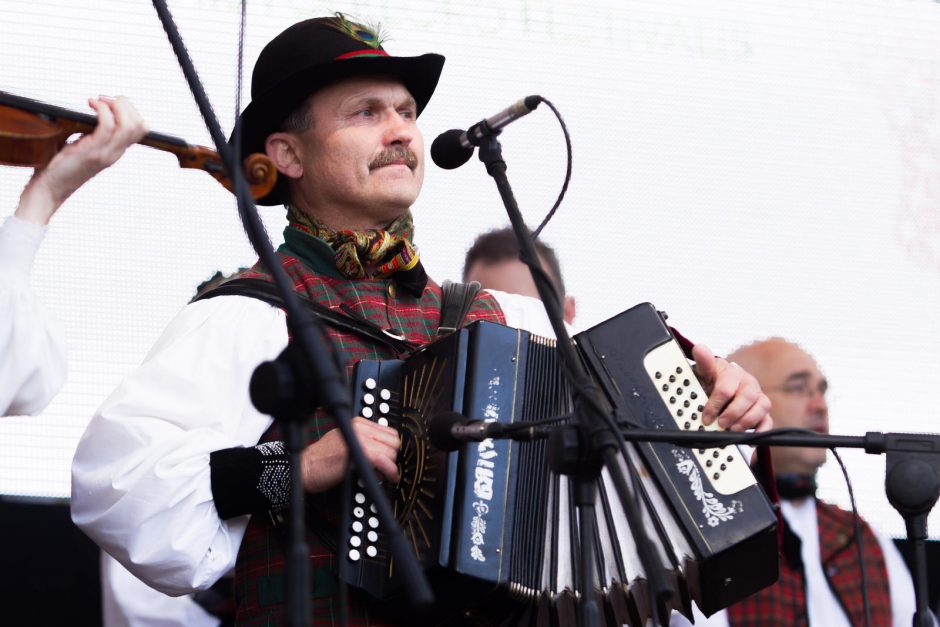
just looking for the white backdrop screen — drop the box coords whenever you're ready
[1,0,939,539]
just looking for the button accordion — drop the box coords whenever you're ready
[343,303,778,624]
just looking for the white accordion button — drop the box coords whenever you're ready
[364,378,377,390]
[379,402,390,415]
[368,516,379,529]
[362,407,374,419]
[353,507,364,519]
[363,393,375,406]
[354,492,366,504]
[377,417,389,427]
[348,549,361,561]
[380,389,391,400]
[352,521,363,533]
[349,535,361,547]
[366,545,378,558]
[367,530,378,542]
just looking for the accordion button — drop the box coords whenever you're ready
[677,409,684,417]
[368,531,379,542]
[355,492,366,504]
[727,456,734,462]
[706,460,713,467]
[378,417,389,427]
[379,402,390,414]
[676,367,683,374]
[370,504,377,513]
[369,517,379,528]
[655,372,662,379]
[364,378,377,390]
[690,392,698,399]
[354,507,364,518]
[349,549,361,561]
[350,536,362,547]
[720,464,727,471]
[668,375,676,383]
[352,521,363,533]
[380,389,392,401]
[366,545,378,558]
[363,393,375,406]
[362,407,374,419]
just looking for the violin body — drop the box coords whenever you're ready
[0,90,277,200]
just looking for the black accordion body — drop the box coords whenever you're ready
[343,303,778,624]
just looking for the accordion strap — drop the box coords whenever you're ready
[192,277,419,354]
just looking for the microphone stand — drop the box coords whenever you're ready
[609,428,940,627]
[150,3,434,625]
[472,133,674,626]
[469,423,940,627]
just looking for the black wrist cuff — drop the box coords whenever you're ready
[210,441,290,519]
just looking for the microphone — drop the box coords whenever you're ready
[428,411,548,452]
[430,95,542,170]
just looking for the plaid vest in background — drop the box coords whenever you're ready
[230,245,505,626]
[726,500,892,627]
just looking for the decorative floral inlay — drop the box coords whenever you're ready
[674,451,743,527]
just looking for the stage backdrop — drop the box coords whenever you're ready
[1,0,939,539]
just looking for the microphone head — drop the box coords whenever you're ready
[428,411,469,452]
[431,129,474,170]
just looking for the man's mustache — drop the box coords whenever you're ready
[369,146,419,171]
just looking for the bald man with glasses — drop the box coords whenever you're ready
[681,337,920,627]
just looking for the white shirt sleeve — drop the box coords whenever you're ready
[873,531,920,626]
[71,295,288,595]
[0,215,67,416]
[100,552,221,627]
[485,288,572,337]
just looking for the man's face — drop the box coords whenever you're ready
[465,257,576,325]
[755,341,830,475]
[466,258,542,300]
[291,76,424,229]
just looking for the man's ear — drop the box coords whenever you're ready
[563,295,577,326]
[265,132,304,180]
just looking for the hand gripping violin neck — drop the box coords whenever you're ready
[0,90,276,201]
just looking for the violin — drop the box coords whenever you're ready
[0,90,276,200]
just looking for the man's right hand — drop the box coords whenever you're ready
[300,417,401,493]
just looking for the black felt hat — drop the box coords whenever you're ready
[233,14,445,205]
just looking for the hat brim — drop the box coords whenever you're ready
[232,53,444,206]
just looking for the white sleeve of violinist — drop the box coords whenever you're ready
[0,215,67,417]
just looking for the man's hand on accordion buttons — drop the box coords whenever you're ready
[692,344,773,433]
[300,417,402,493]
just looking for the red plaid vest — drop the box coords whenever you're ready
[726,500,892,627]
[230,251,505,626]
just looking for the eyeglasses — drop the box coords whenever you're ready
[765,378,828,399]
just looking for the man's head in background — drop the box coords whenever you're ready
[462,227,576,324]
[728,338,829,478]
